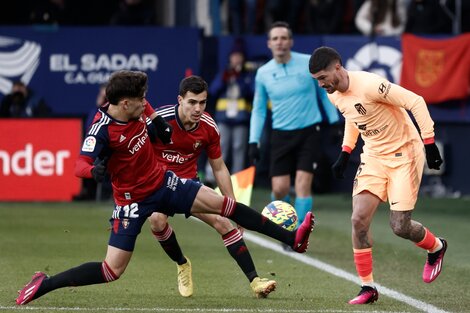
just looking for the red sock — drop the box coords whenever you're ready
[353,248,373,285]
[416,228,437,250]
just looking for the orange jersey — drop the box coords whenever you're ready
[328,71,435,158]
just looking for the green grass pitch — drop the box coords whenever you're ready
[1,189,469,312]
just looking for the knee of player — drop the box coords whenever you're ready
[389,211,413,238]
[212,215,235,234]
[351,214,369,230]
[272,188,290,199]
[148,213,168,232]
[389,221,411,239]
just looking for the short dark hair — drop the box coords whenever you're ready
[179,75,208,97]
[309,46,342,74]
[268,21,293,39]
[12,81,26,88]
[106,71,148,105]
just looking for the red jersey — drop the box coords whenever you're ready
[75,103,166,205]
[154,104,221,179]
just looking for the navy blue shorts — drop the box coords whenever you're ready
[108,170,202,251]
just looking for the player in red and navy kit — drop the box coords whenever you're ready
[16,71,313,306]
[149,76,276,298]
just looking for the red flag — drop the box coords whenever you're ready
[400,34,470,103]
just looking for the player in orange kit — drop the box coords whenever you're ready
[309,46,447,304]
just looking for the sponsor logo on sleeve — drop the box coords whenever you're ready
[82,136,96,152]
[378,82,392,98]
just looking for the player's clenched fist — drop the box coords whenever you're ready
[424,142,443,170]
[153,115,173,144]
[331,151,350,179]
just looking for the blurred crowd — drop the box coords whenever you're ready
[0,0,468,35]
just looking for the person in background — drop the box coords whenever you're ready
[355,0,407,36]
[309,46,447,304]
[404,0,453,34]
[265,0,308,33]
[309,0,346,34]
[109,0,156,25]
[248,21,339,235]
[227,0,258,34]
[0,81,51,117]
[208,39,254,180]
[74,83,111,201]
[85,83,107,129]
[148,76,276,298]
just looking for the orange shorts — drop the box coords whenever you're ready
[352,151,425,211]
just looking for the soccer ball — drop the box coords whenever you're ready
[261,200,298,231]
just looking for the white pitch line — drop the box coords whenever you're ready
[242,231,450,313]
[0,306,413,312]
[2,219,449,313]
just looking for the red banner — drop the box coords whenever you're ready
[0,119,82,201]
[400,34,470,103]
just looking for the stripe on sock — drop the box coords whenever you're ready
[221,196,236,217]
[152,223,173,241]
[101,261,118,282]
[222,229,242,246]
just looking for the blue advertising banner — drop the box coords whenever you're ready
[216,35,401,82]
[323,36,402,83]
[216,35,323,72]
[0,27,200,115]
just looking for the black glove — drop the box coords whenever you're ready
[331,151,350,179]
[248,143,260,165]
[153,115,173,144]
[424,143,443,170]
[91,158,107,183]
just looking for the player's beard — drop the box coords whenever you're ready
[325,76,340,94]
[130,110,143,120]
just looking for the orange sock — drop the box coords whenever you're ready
[353,248,373,285]
[416,228,441,252]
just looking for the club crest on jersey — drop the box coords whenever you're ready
[122,218,130,229]
[193,140,202,150]
[82,136,96,152]
[354,103,367,115]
